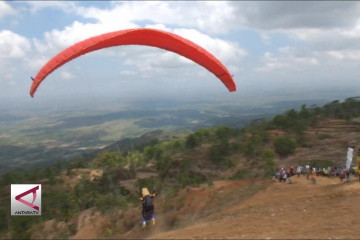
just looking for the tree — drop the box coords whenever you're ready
[260,148,276,177]
[185,134,199,149]
[272,114,291,129]
[94,193,127,213]
[243,135,262,158]
[156,154,173,179]
[273,137,297,157]
[298,104,310,120]
[126,151,145,168]
[90,152,125,169]
[214,126,231,141]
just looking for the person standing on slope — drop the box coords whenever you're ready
[139,188,157,228]
[344,145,355,182]
[346,145,354,171]
[305,164,310,180]
[311,168,317,184]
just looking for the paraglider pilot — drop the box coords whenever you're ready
[139,188,157,228]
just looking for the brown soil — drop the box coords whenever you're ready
[28,175,360,239]
[67,175,354,239]
[148,176,360,239]
[32,119,360,239]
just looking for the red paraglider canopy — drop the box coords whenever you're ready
[30,28,236,97]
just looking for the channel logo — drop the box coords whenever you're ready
[11,184,41,216]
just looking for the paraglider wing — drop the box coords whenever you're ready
[30,28,236,97]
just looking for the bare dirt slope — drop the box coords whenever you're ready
[282,119,360,168]
[68,119,360,240]
[92,175,359,240]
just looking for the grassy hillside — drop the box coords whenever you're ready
[1,97,360,238]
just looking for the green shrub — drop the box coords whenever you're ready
[185,134,199,149]
[156,154,173,179]
[94,193,127,213]
[176,171,207,188]
[273,137,297,157]
[0,209,7,232]
[260,148,276,177]
[231,169,256,180]
[137,178,163,195]
[208,142,232,167]
[9,216,35,239]
[90,152,126,169]
[243,135,262,158]
[214,126,231,141]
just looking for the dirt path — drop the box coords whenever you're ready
[149,176,360,239]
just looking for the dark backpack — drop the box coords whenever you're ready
[143,195,153,209]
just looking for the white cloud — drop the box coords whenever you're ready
[0,1,16,19]
[327,50,360,61]
[231,2,360,31]
[120,70,136,76]
[33,21,136,55]
[28,8,245,83]
[173,28,247,64]
[0,30,31,58]
[283,27,360,47]
[255,52,318,72]
[19,1,243,78]
[0,30,28,87]
[25,1,77,14]
[122,49,185,78]
[114,28,246,80]
[6,1,360,99]
[61,71,75,80]
[25,56,49,71]
[229,1,360,70]
[249,14,360,74]
[1,67,14,80]
[73,1,237,35]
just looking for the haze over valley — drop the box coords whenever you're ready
[0,88,353,175]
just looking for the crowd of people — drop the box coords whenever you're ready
[274,147,360,184]
[274,164,359,184]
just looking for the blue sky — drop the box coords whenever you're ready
[1,1,360,103]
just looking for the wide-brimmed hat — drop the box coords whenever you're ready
[142,188,150,197]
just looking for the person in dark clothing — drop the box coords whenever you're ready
[139,187,157,228]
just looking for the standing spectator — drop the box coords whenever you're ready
[311,168,317,184]
[296,166,302,177]
[290,167,294,176]
[346,145,355,171]
[346,169,351,182]
[305,164,310,180]
[282,168,287,183]
[339,167,346,182]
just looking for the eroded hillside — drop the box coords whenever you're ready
[65,176,360,239]
[3,116,360,239]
